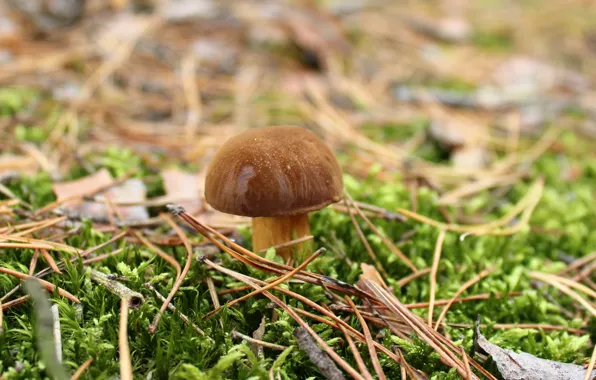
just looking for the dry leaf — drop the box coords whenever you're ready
[474,319,596,380]
[404,15,472,43]
[429,116,483,151]
[489,56,589,96]
[165,0,216,22]
[52,168,148,222]
[451,146,489,170]
[155,169,203,215]
[359,263,387,288]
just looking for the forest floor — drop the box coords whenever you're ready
[1,0,596,379]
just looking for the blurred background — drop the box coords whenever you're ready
[2,0,595,186]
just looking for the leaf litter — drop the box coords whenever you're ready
[0,0,596,379]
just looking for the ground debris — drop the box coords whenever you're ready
[52,168,149,222]
[474,317,596,380]
[294,327,346,380]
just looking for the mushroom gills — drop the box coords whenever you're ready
[252,214,312,261]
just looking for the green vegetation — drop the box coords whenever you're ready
[1,86,595,379]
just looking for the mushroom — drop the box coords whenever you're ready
[204,125,343,261]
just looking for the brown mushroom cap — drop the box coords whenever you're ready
[204,125,343,217]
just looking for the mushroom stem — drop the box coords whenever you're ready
[252,214,312,261]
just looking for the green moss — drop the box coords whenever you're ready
[472,30,514,51]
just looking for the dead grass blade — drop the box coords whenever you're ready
[205,248,326,319]
[434,268,493,330]
[345,296,386,380]
[428,230,446,327]
[148,213,193,333]
[363,279,481,379]
[584,344,596,380]
[119,299,133,380]
[71,358,93,380]
[559,252,596,275]
[397,178,544,236]
[181,54,202,138]
[397,268,431,287]
[203,259,365,380]
[344,190,417,271]
[41,249,63,275]
[144,283,208,338]
[343,197,390,279]
[0,267,79,303]
[0,234,79,254]
[529,272,596,317]
[131,230,181,279]
[338,324,374,380]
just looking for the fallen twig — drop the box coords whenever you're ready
[89,269,144,309]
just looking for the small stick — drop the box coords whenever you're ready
[231,330,287,351]
[294,327,346,380]
[434,268,493,330]
[71,358,93,380]
[0,267,79,303]
[51,304,62,363]
[89,269,144,309]
[144,283,208,338]
[119,299,133,380]
[428,230,446,326]
[0,298,2,335]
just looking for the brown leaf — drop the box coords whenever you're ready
[451,146,490,170]
[156,169,203,215]
[359,263,387,288]
[52,168,148,222]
